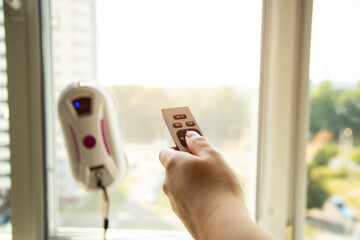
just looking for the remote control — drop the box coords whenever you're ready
[162,106,204,152]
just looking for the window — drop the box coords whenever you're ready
[46,0,263,237]
[306,0,360,239]
[0,0,11,235]
[4,0,320,239]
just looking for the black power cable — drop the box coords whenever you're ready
[97,178,109,240]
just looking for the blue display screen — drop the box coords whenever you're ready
[74,102,80,108]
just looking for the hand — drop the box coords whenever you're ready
[159,131,274,240]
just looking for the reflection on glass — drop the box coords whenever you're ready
[50,0,262,232]
[306,0,360,239]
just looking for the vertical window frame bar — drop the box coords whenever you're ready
[4,0,46,239]
[257,0,313,239]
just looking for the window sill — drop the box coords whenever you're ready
[0,234,11,240]
[50,228,193,240]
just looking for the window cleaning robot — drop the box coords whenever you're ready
[58,81,127,239]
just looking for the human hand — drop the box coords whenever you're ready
[159,131,249,239]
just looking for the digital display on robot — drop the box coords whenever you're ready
[72,97,91,115]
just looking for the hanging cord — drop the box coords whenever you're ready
[96,175,109,240]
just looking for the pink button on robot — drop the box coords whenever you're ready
[83,135,96,148]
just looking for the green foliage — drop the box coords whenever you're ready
[310,81,340,135]
[307,165,330,209]
[311,166,349,179]
[311,144,338,167]
[332,168,348,179]
[308,165,360,214]
[309,81,360,140]
[350,149,360,164]
[338,83,360,137]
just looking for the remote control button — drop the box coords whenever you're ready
[186,121,195,126]
[173,114,187,119]
[83,135,96,148]
[173,123,183,128]
[176,128,202,148]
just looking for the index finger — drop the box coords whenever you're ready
[159,147,177,168]
[159,147,193,170]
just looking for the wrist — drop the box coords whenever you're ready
[191,195,251,240]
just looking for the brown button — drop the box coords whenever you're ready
[176,128,202,148]
[173,114,187,120]
[173,123,183,128]
[186,121,195,126]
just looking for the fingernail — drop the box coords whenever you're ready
[186,131,199,138]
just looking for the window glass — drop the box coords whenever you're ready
[0,0,11,235]
[306,0,360,239]
[48,0,263,234]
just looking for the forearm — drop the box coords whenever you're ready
[194,198,273,240]
[159,132,276,240]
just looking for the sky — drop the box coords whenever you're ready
[96,0,262,88]
[310,0,360,84]
[96,0,360,88]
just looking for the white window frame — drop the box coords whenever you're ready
[257,0,313,239]
[4,0,313,239]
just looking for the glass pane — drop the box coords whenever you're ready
[306,0,360,239]
[0,0,11,235]
[48,0,262,234]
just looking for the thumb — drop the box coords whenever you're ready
[185,131,214,157]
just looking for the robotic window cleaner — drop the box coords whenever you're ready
[58,81,127,239]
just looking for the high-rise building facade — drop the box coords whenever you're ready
[0,0,11,227]
[51,0,97,199]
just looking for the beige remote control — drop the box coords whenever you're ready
[161,106,204,152]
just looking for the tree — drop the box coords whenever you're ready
[337,83,360,137]
[310,81,340,135]
[312,144,338,167]
[307,165,329,209]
